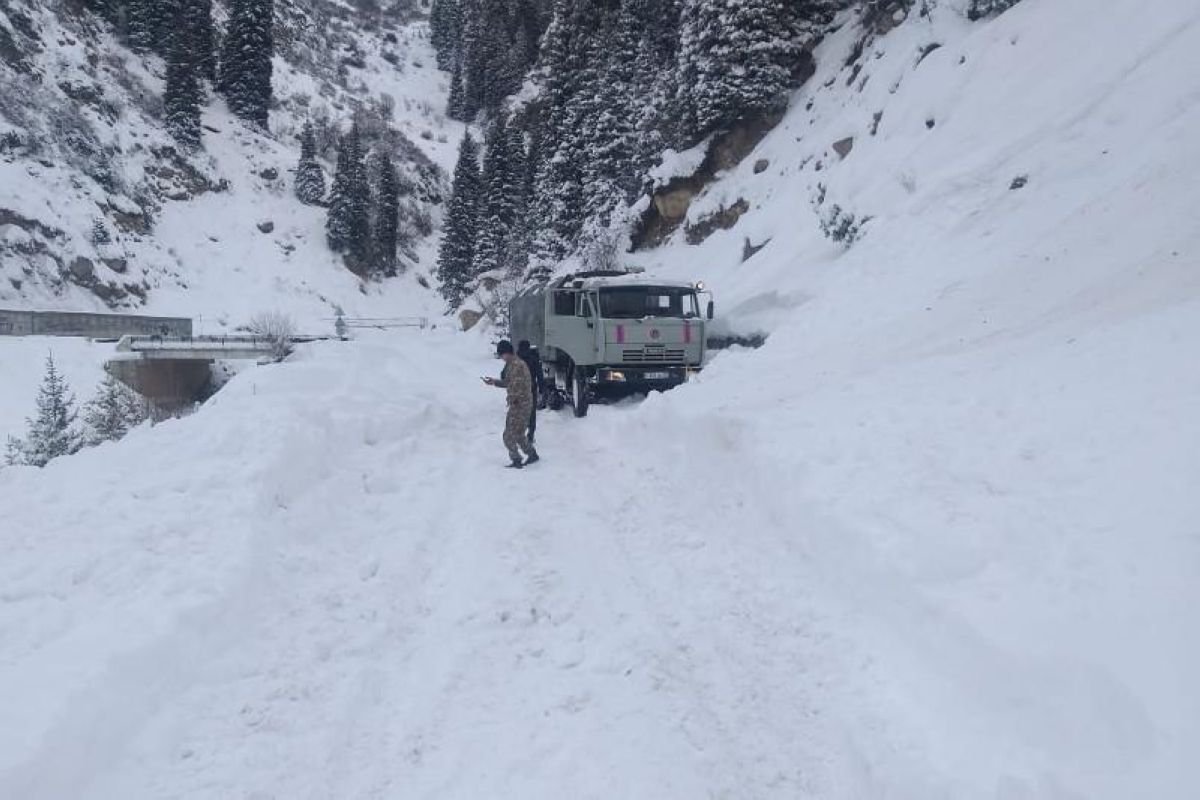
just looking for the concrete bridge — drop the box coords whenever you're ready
[106,334,327,415]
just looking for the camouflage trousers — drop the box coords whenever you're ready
[503,402,534,461]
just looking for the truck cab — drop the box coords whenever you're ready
[510,272,713,416]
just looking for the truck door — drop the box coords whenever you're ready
[546,290,574,358]
[578,292,601,358]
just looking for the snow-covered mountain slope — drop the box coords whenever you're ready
[2,0,1198,797]
[638,0,1200,346]
[0,1,455,325]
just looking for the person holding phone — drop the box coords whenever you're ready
[483,340,540,468]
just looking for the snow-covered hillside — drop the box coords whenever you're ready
[0,0,455,325]
[2,0,1198,797]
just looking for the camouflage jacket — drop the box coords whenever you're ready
[496,358,533,408]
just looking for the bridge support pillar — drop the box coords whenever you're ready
[106,358,214,416]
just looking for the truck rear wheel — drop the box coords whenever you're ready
[572,366,590,418]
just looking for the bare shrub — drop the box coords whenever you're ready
[247,312,297,361]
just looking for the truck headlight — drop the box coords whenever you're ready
[606,370,626,382]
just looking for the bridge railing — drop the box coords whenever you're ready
[335,317,429,330]
[116,334,294,352]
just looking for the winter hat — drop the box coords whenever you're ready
[496,340,514,356]
[517,339,531,354]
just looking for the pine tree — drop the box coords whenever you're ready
[447,61,469,121]
[84,0,120,25]
[126,0,167,52]
[436,133,482,307]
[219,0,274,127]
[676,0,803,139]
[164,29,203,148]
[374,151,401,278]
[20,353,81,468]
[473,119,509,277]
[501,120,531,277]
[295,121,326,205]
[431,0,464,70]
[82,374,146,447]
[4,436,26,467]
[188,0,218,82]
[326,125,370,270]
[526,0,594,264]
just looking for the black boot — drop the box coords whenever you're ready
[524,450,540,466]
[506,457,524,469]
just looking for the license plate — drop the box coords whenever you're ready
[645,371,670,380]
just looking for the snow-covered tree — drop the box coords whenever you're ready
[219,0,274,127]
[4,436,26,468]
[126,0,169,52]
[436,133,482,307]
[295,121,326,205]
[82,374,147,447]
[474,114,522,277]
[17,354,81,468]
[447,61,469,121]
[326,125,370,269]
[185,0,218,83]
[676,0,804,139]
[91,218,112,245]
[430,0,463,70]
[164,30,203,148]
[373,151,401,278]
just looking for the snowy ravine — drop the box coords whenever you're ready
[2,0,1199,797]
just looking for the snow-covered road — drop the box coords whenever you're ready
[2,321,1196,798]
[0,334,847,798]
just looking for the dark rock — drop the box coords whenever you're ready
[709,111,785,172]
[926,118,936,129]
[459,309,484,331]
[0,208,65,239]
[707,333,768,350]
[742,237,771,262]
[833,137,855,159]
[69,256,95,281]
[257,220,275,234]
[871,111,884,136]
[102,257,128,273]
[91,281,128,302]
[916,43,943,66]
[685,198,750,245]
[753,159,770,174]
[634,113,781,250]
[109,207,153,235]
[259,167,279,181]
[1009,175,1029,190]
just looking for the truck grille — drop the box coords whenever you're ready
[623,346,686,363]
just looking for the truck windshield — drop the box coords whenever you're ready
[599,288,699,319]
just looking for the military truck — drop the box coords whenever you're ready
[509,271,713,417]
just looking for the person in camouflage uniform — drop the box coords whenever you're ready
[484,340,540,468]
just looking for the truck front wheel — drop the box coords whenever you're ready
[572,366,590,418]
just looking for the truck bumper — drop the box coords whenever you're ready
[591,366,700,392]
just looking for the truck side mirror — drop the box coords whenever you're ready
[706,300,714,320]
